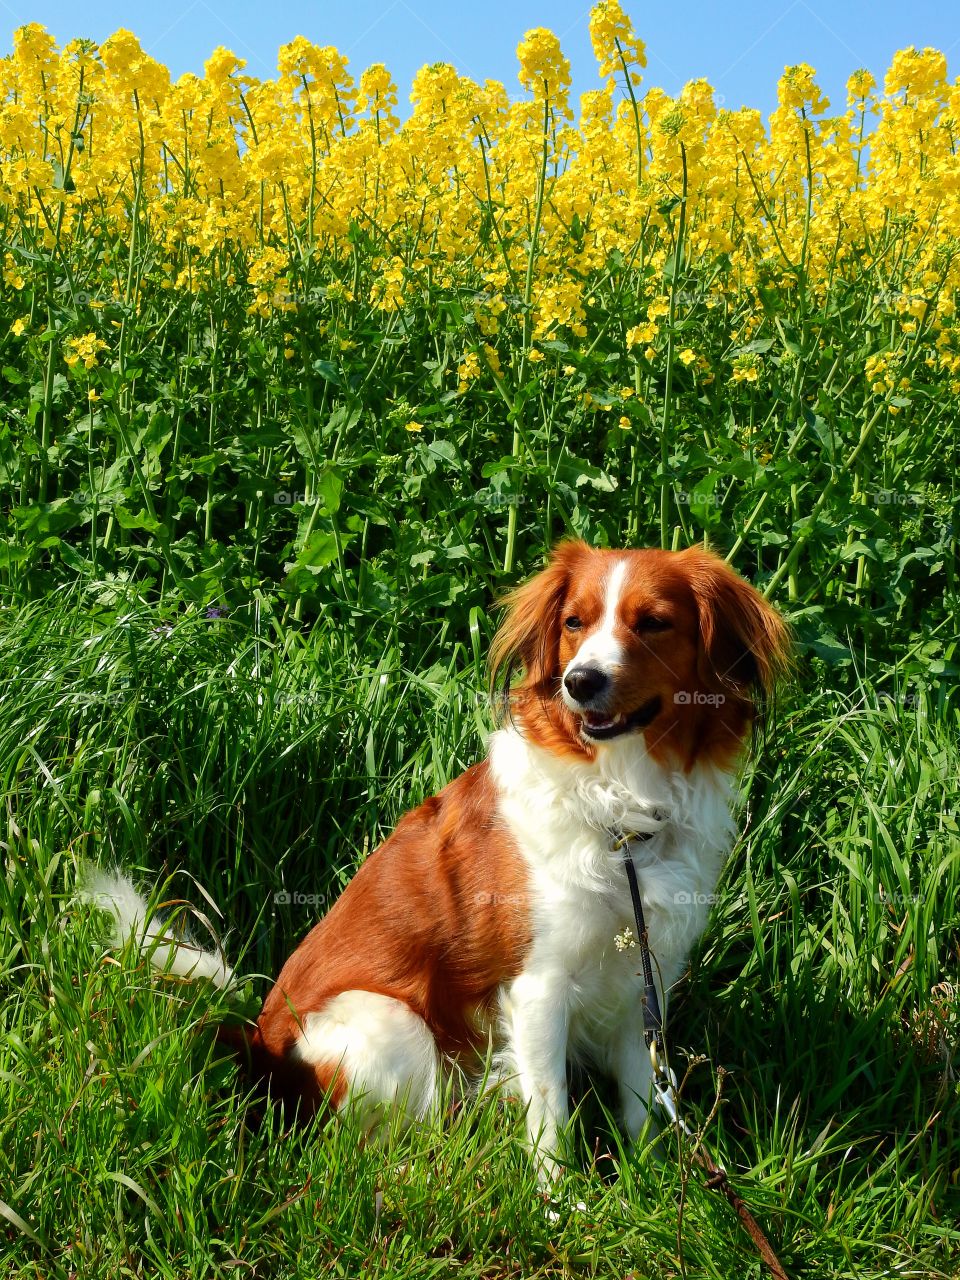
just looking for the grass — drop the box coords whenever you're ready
[1,589,958,1278]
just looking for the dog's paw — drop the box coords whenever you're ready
[543,1194,588,1223]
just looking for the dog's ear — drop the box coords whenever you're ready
[489,540,588,695]
[679,548,791,699]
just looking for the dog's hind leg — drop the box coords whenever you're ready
[291,990,440,1135]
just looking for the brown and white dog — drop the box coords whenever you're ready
[86,541,789,1181]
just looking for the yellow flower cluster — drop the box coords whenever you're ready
[589,0,647,86]
[516,27,572,116]
[1,4,959,397]
[64,332,108,369]
[731,353,761,385]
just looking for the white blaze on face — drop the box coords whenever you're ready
[561,558,627,706]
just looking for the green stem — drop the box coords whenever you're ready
[762,400,888,600]
[660,142,688,550]
[504,93,551,576]
[615,38,644,188]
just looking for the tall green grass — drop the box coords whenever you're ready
[1,592,958,1278]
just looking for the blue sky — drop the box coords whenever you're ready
[4,0,959,120]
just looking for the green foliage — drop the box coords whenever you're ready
[1,217,957,685]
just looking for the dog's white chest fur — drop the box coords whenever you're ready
[488,724,736,1143]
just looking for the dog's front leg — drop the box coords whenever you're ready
[613,1010,657,1142]
[505,971,570,1185]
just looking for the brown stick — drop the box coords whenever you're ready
[691,1146,790,1280]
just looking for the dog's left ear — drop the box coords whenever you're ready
[489,539,588,695]
[680,548,791,699]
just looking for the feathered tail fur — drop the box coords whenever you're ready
[79,866,235,990]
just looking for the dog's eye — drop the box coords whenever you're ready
[564,615,583,631]
[634,616,671,634]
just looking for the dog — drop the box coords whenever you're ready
[85,540,789,1183]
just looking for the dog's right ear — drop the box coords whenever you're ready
[489,540,588,696]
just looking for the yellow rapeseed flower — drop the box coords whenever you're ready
[731,353,761,384]
[0,7,955,465]
[64,333,109,369]
[589,0,646,87]
[626,322,658,347]
[517,28,572,116]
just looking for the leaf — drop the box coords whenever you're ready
[425,439,461,470]
[0,1197,48,1251]
[174,453,218,479]
[481,456,520,478]
[294,530,340,570]
[0,543,28,569]
[556,457,617,492]
[102,1171,160,1217]
[805,408,840,462]
[316,466,343,515]
[311,359,341,386]
[838,540,878,562]
[325,403,362,440]
[135,411,173,469]
[809,632,853,664]
[57,540,87,570]
[793,620,852,665]
[113,506,163,535]
[11,500,81,541]
[731,337,774,356]
[687,473,723,527]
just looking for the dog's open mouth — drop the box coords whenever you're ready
[578,696,662,741]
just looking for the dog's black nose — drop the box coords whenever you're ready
[564,665,608,704]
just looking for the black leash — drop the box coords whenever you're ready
[615,829,790,1280]
[619,836,665,1059]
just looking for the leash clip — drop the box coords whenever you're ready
[649,1035,661,1077]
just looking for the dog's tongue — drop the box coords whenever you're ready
[582,710,624,731]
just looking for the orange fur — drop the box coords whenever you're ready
[245,762,530,1115]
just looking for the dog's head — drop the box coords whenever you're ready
[490,540,790,767]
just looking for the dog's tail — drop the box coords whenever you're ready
[79,865,236,990]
